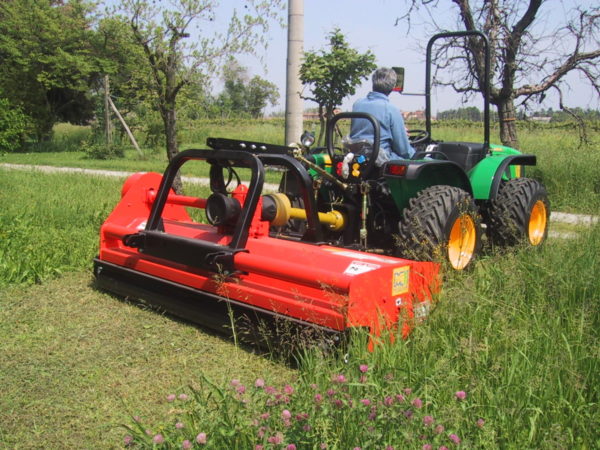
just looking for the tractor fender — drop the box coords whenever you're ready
[404,160,473,194]
[383,160,472,213]
[469,154,536,200]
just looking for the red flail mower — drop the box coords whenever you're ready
[94,146,439,346]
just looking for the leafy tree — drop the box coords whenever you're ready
[174,75,215,121]
[116,0,283,169]
[217,59,279,118]
[218,59,249,115]
[438,106,482,121]
[246,76,279,118]
[0,0,105,140]
[299,28,376,144]
[399,0,600,148]
[94,16,152,119]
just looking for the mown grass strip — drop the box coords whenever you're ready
[0,273,294,448]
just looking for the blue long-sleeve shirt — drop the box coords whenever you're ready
[350,91,415,162]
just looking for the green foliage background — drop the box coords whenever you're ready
[0,0,107,138]
[0,98,28,153]
[300,27,376,142]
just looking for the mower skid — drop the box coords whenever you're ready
[93,258,344,347]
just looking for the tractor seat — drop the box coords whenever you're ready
[436,142,487,172]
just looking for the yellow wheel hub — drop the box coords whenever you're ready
[528,200,547,245]
[447,214,477,270]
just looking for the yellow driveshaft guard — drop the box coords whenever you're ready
[266,193,346,231]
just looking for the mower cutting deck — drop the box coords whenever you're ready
[94,149,439,344]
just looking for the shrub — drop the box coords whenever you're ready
[82,139,124,159]
[0,97,28,153]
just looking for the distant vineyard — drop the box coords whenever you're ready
[405,118,600,132]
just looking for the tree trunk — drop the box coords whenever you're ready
[316,105,326,146]
[497,97,520,149]
[162,107,182,193]
[164,108,178,160]
[104,75,113,146]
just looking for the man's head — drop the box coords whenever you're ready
[372,68,397,96]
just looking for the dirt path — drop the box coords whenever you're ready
[0,162,281,191]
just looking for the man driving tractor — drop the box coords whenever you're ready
[349,67,415,165]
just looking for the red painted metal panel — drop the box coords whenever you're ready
[98,172,440,337]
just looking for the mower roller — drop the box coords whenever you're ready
[94,148,439,345]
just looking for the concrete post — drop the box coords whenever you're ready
[284,0,304,145]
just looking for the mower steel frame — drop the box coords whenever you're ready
[95,148,440,343]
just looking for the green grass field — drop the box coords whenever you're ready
[0,272,294,448]
[3,119,599,213]
[0,120,598,448]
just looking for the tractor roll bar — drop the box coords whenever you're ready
[326,112,381,178]
[425,31,490,151]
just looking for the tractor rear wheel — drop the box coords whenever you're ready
[485,178,550,246]
[396,185,482,270]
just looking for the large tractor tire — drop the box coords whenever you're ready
[396,185,482,270]
[485,178,550,247]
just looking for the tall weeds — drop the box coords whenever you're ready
[121,225,599,448]
[0,170,121,287]
[1,123,598,448]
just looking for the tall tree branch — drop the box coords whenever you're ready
[515,49,600,97]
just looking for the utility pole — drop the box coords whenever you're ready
[284,0,304,145]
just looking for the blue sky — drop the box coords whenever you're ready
[232,0,447,113]
[144,0,598,115]
[229,0,599,115]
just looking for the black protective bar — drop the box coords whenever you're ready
[425,31,490,150]
[145,149,264,250]
[206,137,295,155]
[207,139,325,241]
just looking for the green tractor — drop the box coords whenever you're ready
[208,31,549,271]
